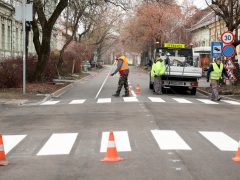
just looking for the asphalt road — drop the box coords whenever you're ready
[0,66,240,180]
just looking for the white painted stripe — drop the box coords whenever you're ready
[107,141,116,148]
[199,131,238,151]
[41,101,60,105]
[222,100,240,105]
[151,130,192,150]
[100,131,131,152]
[172,98,192,104]
[37,133,78,156]
[123,97,138,102]
[69,99,86,104]
[148,97,166,103]
[196,99,219,104]
[3,135,27,154]
[131,90,137,97]
[97,98,111,104]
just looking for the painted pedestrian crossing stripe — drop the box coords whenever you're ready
[3,131,240,157]
[37,133,78,156]
[39,97,240,106]
[151,130,191,150]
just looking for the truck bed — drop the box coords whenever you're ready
[164,66,202,78]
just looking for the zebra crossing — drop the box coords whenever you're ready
[39,97,240,106]
[2,130,239,156]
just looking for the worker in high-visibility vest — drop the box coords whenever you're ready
[111,53,130,97]
[207,57,228,101]
[151,53,166,95]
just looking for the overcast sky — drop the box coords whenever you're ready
[177,0,208,9]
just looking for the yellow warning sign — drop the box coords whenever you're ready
[164,43,185,48]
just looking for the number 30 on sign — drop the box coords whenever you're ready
[221,31,235,44]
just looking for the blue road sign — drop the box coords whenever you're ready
[211,42,223,57]
[222,45,236,58]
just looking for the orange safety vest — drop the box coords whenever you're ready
[118,55,129,71]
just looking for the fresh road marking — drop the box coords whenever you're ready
[100,131,131,152]
[41,101,60,105]
[37,133,78,156]
[172,98,192,104]
[69,99,86,104]
[97,98,111,104]
[3,135,27,154]
[222,100,240,105]
[196,99,219,104]
[148,97,166,103]
[199,131,238,151]
[123,97,138,102]
[151,130,192,150]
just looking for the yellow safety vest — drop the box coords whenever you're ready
[119,55,129,71]
[210,63,223,80]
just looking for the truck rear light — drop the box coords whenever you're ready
[191,82,198,87]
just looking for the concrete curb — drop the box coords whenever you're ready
[197,88,240,102]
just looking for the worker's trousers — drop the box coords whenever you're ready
[116,74,129,95]
[154,76,162,94]
[210,79,220,100]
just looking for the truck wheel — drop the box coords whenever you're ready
[191,87,197,95]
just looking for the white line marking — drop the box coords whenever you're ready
[37,133,78,156]
[222,100,240,105]
[69,99,86,104]
[196,99,219,104]
[100,131,131,152]
[97,98,111,104]
[123,97,138,102]
[199,131,238,151]
[172,98,192,104]
[41,101,60,105]
[148,97,166,103]
[151,130,192,150]
[3,135,27,154]
[131,90,137,97]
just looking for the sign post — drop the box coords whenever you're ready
[15,1,32,95]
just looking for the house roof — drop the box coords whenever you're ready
[190,9,218,32]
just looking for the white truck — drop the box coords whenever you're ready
[149,44,203,95]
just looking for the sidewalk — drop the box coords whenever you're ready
[0,68,104,106]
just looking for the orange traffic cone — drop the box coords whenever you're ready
[101,131,123,162]
[0,134,8,166]
[135,84,141,94]
[232,141,240,163]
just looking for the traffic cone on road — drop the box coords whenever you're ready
[0,134,8,166]
[232,141,240,163]
[101,131,123,162]
[135,84,141,94]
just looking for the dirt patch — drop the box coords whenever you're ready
[0,82,69,100]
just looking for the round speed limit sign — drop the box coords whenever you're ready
[221,31,235,44]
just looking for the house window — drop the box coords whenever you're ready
[2,24,5,50]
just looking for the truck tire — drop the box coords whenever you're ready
[191,87,197,95]
[149,82,153,89]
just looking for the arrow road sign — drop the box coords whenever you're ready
[222,45,236,58]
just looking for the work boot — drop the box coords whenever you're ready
[122,94,130,97]
[112,93,120,97]
[217,97,222,101]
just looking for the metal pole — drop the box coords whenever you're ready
[22,0,26,95]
